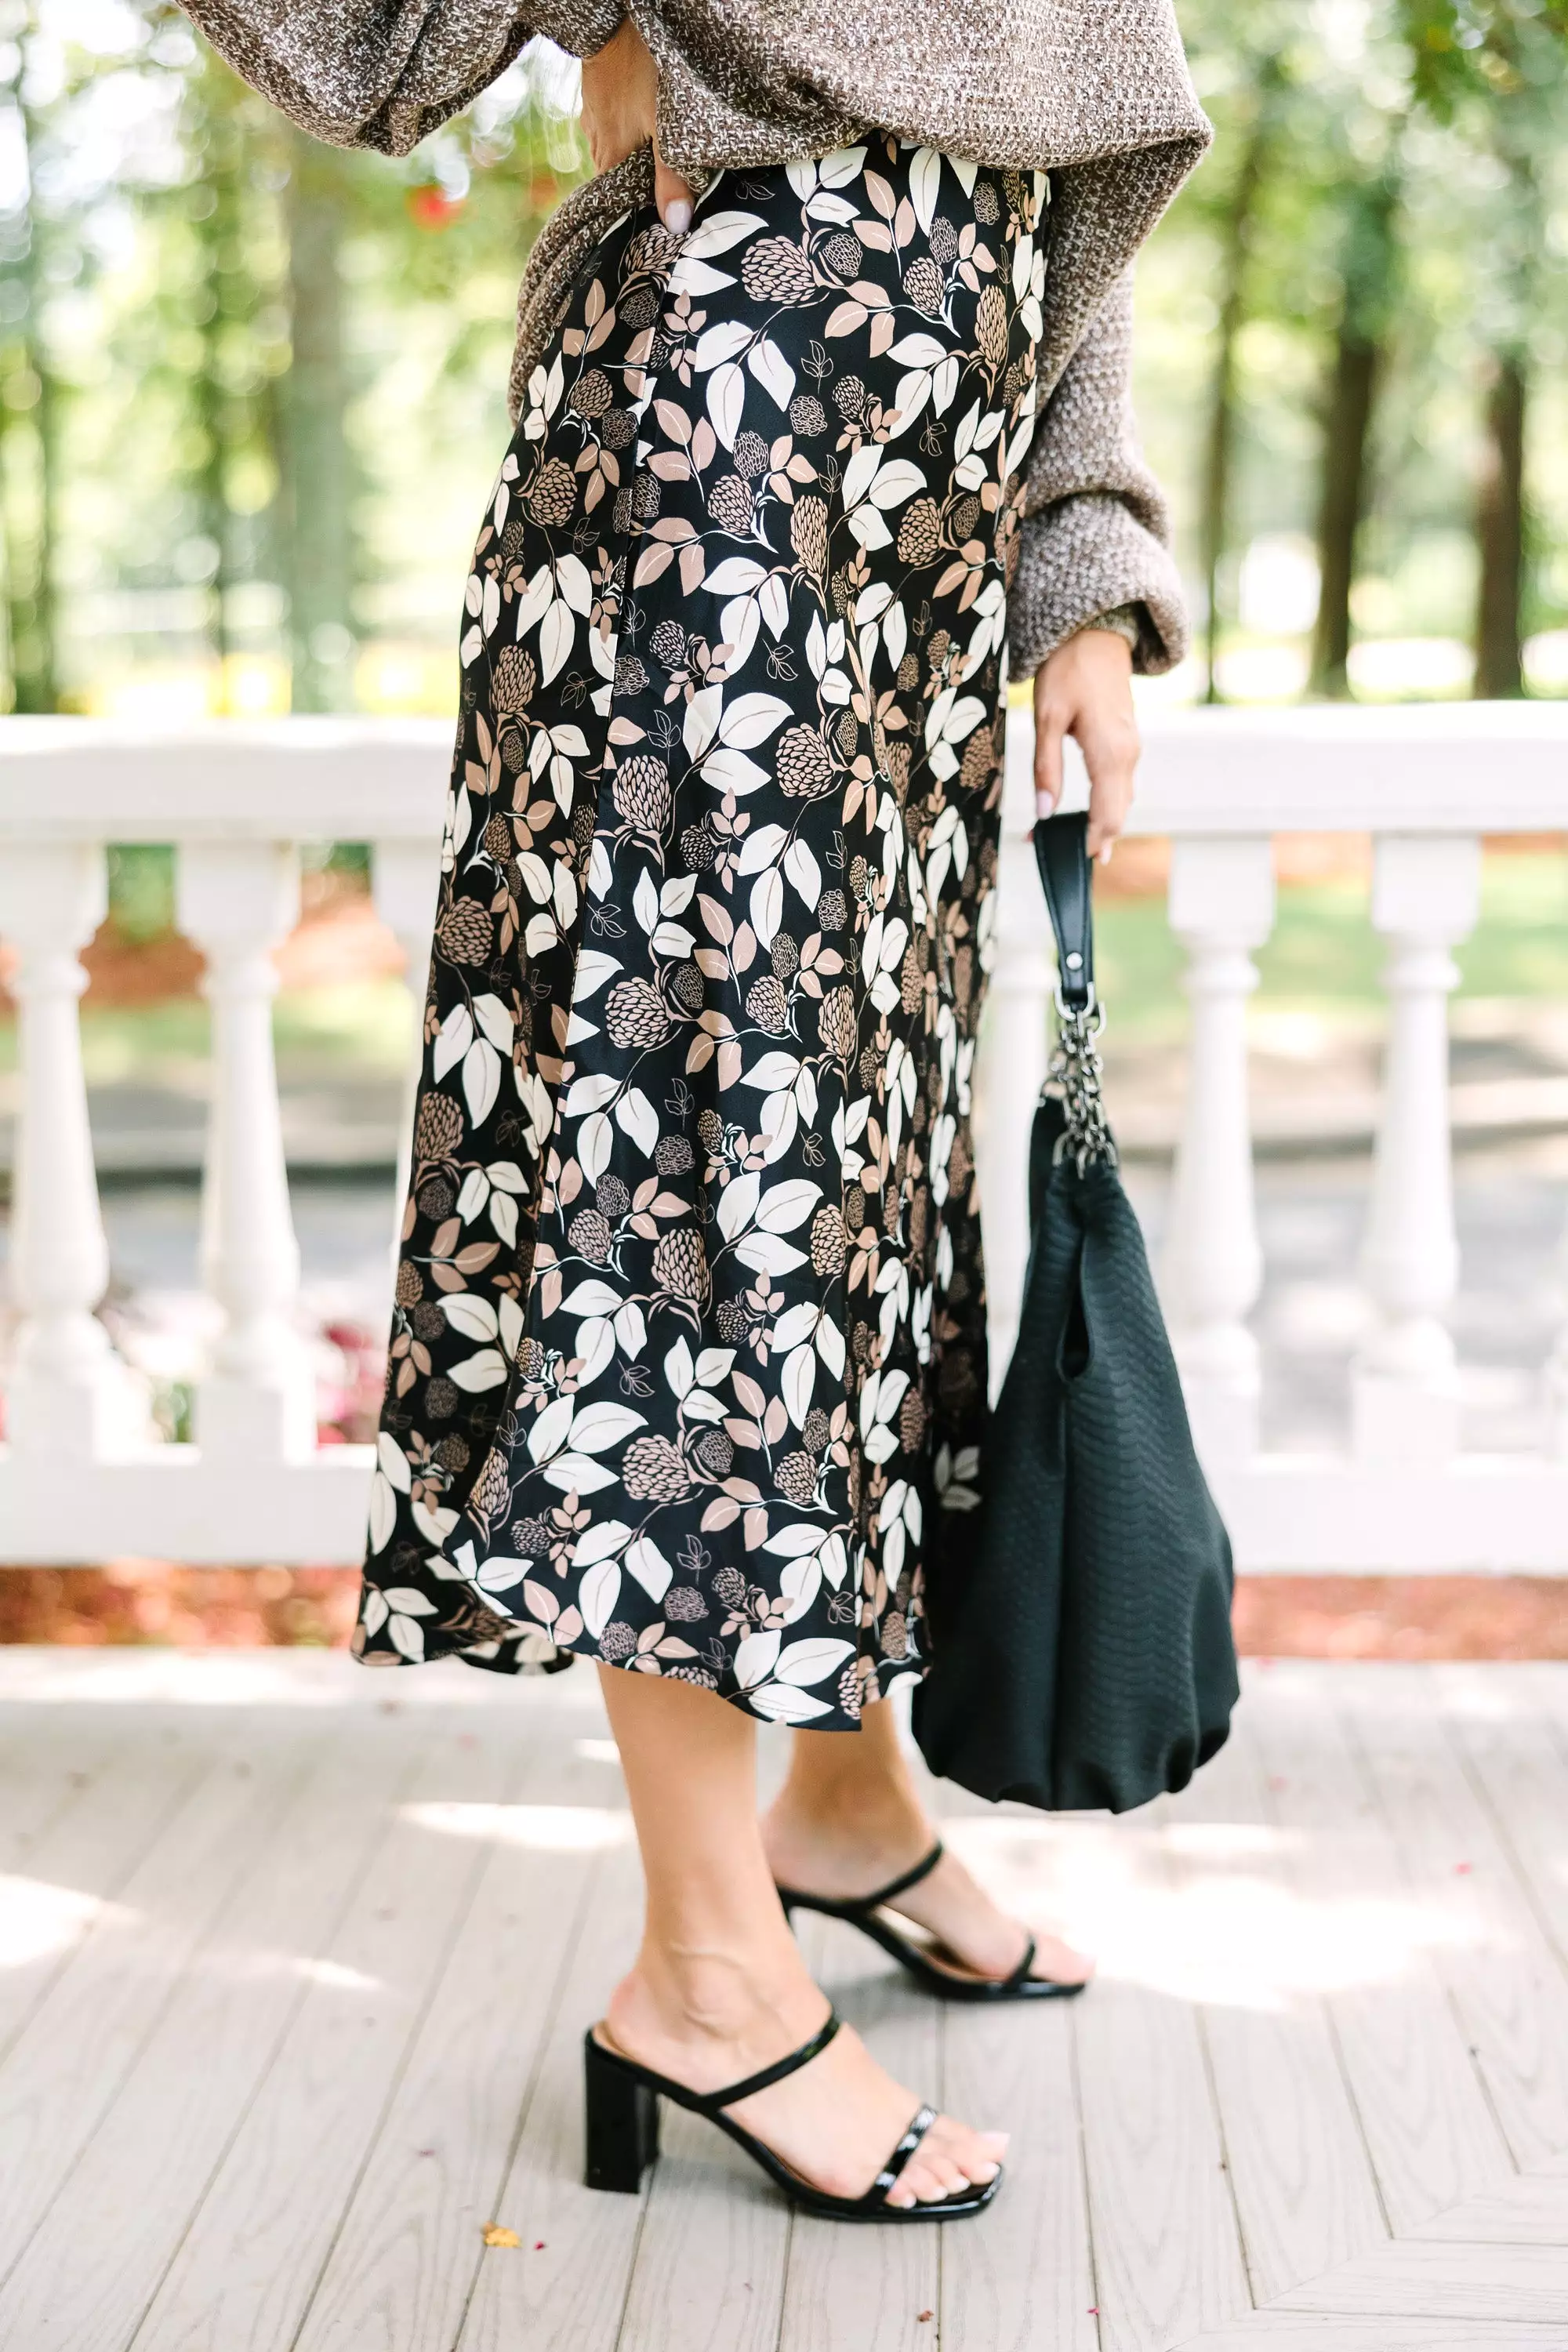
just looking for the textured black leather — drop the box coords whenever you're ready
[1034,815,1095,1009]
[913,825,1239,1814]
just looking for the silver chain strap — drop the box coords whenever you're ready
[1047,989,1118,1174]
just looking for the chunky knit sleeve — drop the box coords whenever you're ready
[1007,270,1189,679]
[177,0,625,154]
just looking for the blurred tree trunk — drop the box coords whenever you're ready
[1474,353,1526,699]
[1309,168,1400,699]
[280,129,356,713]
[1199,56,1282,704]
[0,28,61,713]
[191,81,246,703]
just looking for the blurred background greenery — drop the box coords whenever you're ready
[0,0,1562,724]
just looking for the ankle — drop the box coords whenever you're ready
[611,1936,818,2056]
[764,1778,932,1871]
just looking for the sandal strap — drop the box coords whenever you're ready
[998,1931,1038,1993]
[870,2103,938,2198]
[859,1838,946,1912]
[706,2008,841,2111]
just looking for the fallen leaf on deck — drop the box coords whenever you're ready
[482,2224,521,2248]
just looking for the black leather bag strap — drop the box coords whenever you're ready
[1033,813,1094,1011]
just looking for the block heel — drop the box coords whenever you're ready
[580,2013,1000,2222]
[584,2027,660,2192]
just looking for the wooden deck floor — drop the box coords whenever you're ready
[0,1650,1565,2352]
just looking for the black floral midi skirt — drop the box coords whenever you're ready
[354,137,1048,1727]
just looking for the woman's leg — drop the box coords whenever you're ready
[761,1694,1094,1987]
[597,1666,1007,2205]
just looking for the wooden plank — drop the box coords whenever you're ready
[615,2099,793,2352]
[1436,1664,1568,1973]
[0,1711,323,2282]
[1243,1664,1512,2232]
[1171,2321,1568,2349]
[130,1712,529,2352]
[0,1710,129,1875]
[1162,1721,1388,2303]
[938,1988,1097,2352]
[0,1714,424,2352]
[1271,2238,1568,2321]
[776,1913,941,2352]
[0,1714,220,2064]
[456,1840,650,2352]
[1407,2151,1568,2245]
[1336,1664,1568,2168]
[1068,1814,1252,2352]
[295,1731,621,2352]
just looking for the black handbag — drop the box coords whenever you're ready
[913,812,1240,1814]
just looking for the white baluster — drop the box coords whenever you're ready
[1352,833,1479,1463]
[372,836,440,1265]
[0,843,143,1457]
[974,821,1054,1392]
[1161,837,1276,1463]
[177,841,314,1463]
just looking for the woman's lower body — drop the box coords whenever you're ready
[358,137,1087,2209]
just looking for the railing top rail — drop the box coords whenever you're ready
[0,706,1563,840]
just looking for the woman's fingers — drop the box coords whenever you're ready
[653,140,695,234]
[1081,712,1139,859]
[1033,695,1065,818]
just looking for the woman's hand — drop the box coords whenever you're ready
[579,18,695,231]
[1033,626,1140,861]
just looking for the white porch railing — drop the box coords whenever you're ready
[2,707,1567,1572]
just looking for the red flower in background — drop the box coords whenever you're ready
[408,185,463,230]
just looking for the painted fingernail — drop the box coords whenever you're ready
[664,199,691,234]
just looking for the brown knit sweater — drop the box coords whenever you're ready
[178,0,1210,674]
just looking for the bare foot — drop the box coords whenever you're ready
[601,1964,1005,2208]
[761,1797,1094,1990]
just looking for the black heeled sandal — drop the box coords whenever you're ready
[775,1839,1087,2004]
[583,2006,1000,2221]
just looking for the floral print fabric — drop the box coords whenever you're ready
[355,137,1047,1727]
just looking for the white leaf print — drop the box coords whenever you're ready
[383,1587,437,1616]
[734,1629,782,1690]
[625,1536,673,1602]
[743,1051,801,1091]
[771,1304,818,1352]
[783,837,821,907]
[750,869,782,949]
[684,684,723,759]
[472,993,514,1051]
[747,336,794,408]
[775,1636,855,1689]
[681,209,765,258]
[909,146,941,230]
[932,354,960,413]
[693,318,753,369]
[708,360,745,449]
[377,1431,412,1494]
[864,1424,899,1465]
[551,723,591,757]
[706,557,768,594]
[529,1394,575,1462]
[1012,230,1033,302]
[389,1613,426,1663]
[665,1336,695,1397]
[766,1522,830,1556]
[481,572,500,637]
[720,598,761,673]
[782,1343,815,1428]
[564,1073,619,1116]
[842,442,881,509]
[569,1404,645,1456]
[888,332,947,367]
[633,870,659,935]
[879,917,909,973]
[702,746,770,794]
[615,1087,659,1156]
[543,1456,620,1494]
[779,1559,821,1624]
[517,852,554,905]
[760,1094,797,1163]
[463,1037,501,1127]
[464,572,483,616]
[754,1179,821,1234]
[848,505,892,550]
[876,1370,910,1425]
[486,1160,528,1192]
[441,1292,499,1342]
[561,1279,622,1315]
[669,255,739,296]
[579,1559,622,1640]
[361,1587,390,1635]
[539,601,574,684]
[884,599,908,673]
[816,1316,847,1380]
[738,823,787,873]
[515,563,553,636]
[615,1301,648,1356]
[681,1388,726,1424]
[448,1348,509,1392]
[573,1520,633,1570]
[456,1165,489,1219]
[695,1348,735,1385]
[577,1317,615,1387]
[805,612,828,677]
[716,1172,759,1241]
[735,1233,807,1275]
[818,144,867,187]
[785,158,817,198]
[524,912,557,956]
[868,459,925,510]
[432,1004,472,1083]
[889,370,930,437]
[760,575,789,637]
[499,1294,524,1361]
[367,1472,396,1555]
[819,1534,849,1588]
[579,1112,612,1183]
[884,1519,906,1583]
[748,1686,833,1724]
[661,873,699,916]
[718,691,791,749]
